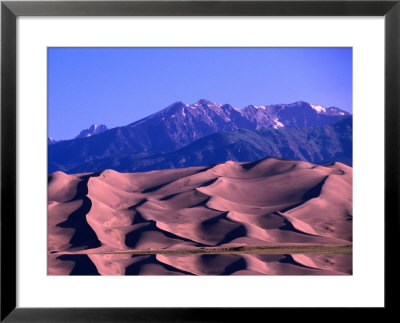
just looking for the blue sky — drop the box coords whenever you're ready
[48,47,352,140]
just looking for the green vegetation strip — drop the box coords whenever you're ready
[98,244,352,255]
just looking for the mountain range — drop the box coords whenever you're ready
[48,99,352,173]
[48,124,108,145]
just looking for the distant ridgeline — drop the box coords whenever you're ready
[48,100,352,174]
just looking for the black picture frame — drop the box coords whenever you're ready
[1,0,399,321]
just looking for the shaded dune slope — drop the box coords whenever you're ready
[48,157,352,275]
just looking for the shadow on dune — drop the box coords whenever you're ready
[279,254,321,270]
[240,156,299,170]
[278,176,329,214]
[141,168,218,194]
[220,257,247,275]
[57,254,100,275]
[125,211,207,248]
[159,193,180,201]
[129,198,148,210]
[195,254,248,275]
[198,177,219,187]
[279,255,322,270]
[190,195,212,209]
[217,225,247,246]
[125,255,194,275]
[240,157,269,170]
[302,176,328,200]
[57,174,102,250]
[142,181,174,193]
[274,212,317,236]
[194,165,217,173]
[200,212,248,246]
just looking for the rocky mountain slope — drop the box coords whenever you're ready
[49,100,351,173]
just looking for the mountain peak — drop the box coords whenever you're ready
[244,104,267,110]
[172,100,185,106]
[195,99,215,106]
[76,124,108,139]
[287,101,310,107]
[163,100,187,111]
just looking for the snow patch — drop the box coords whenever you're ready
[273,118,284,129]
[310,104,327,113]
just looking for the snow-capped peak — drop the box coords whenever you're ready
[251,105,266,110]
[310,104,327,113]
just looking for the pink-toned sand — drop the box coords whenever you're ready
[47,253,352,276]
[48,158,352,275]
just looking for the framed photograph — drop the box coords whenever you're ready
[1,0,398,321]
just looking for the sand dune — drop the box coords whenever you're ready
[48,158,352,275]
[47,253,352,276]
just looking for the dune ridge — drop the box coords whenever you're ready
[48,157,352,275]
